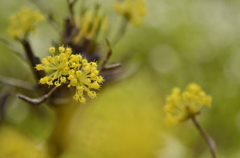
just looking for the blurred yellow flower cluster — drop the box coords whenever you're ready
[8,7,44,39]
[0,126,50,158]
[66,72,164,158]
[164,83,212,125]
[113,0,147,26]
[74,9,108,42]
[36,46,104,103]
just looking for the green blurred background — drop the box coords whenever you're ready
[1,0,240,158]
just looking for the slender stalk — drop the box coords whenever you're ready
[0,93,10,123]
[66,0,78,26]
[46,13,63,36]
[191,116,217,158]
[0,38,24,57]
[32,1,62,35]
[112,17,128,46]
[100,39,113,70]
[0,75,34,91]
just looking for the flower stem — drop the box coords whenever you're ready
[191,116,217,158]
[112,17,128,46]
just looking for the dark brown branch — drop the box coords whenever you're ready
[191,116,217,158]
[20,39,45,80]
[63,18,79,44]
[17,86,58,105]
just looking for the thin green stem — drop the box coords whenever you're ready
[112,17,128,46]
[0,75,34,91]
[32,1,62,35]
[191,116,217,158]
[0,38,24,57]
[100,39,112,70]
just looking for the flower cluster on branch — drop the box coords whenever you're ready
[164,83,212,125]
[35,46,104,103]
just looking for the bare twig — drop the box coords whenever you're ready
[102,63,122,70]
[0,93,10,123]
[191,116,217,158]
[46,13,63,36]
[32,0,62,35]
[66,0,78,26]
[119,49,136,64]
[112,17,128,46]
[17,86,58,105]
[100,39,113,70]
[63,18,79,44]
[0,75,34,91]
[0,38,24,58]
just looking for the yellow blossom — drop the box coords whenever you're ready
[164,83,212,125]
[74,8,109,42]
[36,46,71,87]
[8,7,44,39]
[36,46,104,103]
[113,0,147,26]
[67,61,104,103]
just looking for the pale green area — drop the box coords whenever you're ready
[0,0,240,158]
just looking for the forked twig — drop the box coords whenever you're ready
[17,86,58,105]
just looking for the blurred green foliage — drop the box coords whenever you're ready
[1,0,240,158]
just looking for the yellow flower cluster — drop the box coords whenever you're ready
[35,46,104,103]
[113,0,147,26]
[74,9,108,42]
[164,83,212,125]
[8,7,44,39]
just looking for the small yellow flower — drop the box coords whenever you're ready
[36,46,71,87]
[36,46,104,103]
[113,0,147,26]
[8,7,44,39]
[164,83,212,125]
[67,61,104,103]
